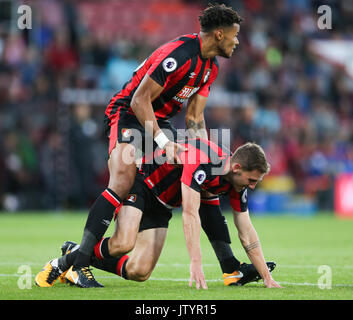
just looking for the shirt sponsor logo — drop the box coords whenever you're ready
[173,85,199,103]
[163,57,177,72]
[194,170,206,185]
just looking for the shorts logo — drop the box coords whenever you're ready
[162,57,177,72]
[194,170,206,185]
[127,194,137,203]
[203,68,211,83]
[121,128,132,138]
[241,189,248,203]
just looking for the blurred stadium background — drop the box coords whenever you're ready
[1,0,353,218]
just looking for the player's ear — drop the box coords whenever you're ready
[232,162,241,173]
[214,28,224,41]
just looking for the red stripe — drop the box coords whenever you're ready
[116,255,129,277]
[229,189,241,212]
[147,40,185,75]
[204,176,220,188]
[158,179,181,205]
[201,198,220,206]
[212,184,232,195]
[102,190,121,208]
[154,60,191,119]
[94,238,104,260]
[144,163,174,189]
[187,56,203,87]
[198,61,218,97]
[200,138,228,159]
[108,106,122,155]
[113,203,123,221]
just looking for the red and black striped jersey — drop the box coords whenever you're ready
[105,34,218,122]
[140,138,248,213]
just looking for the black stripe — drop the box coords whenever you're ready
[150,36,198,90]
[170,34,198,43]
[151,167,182,197]
[193,59,207,88]
[153,55,198,114]
[167,188,182,207]
[111,82,141,115]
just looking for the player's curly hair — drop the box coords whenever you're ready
[231,142,270,174]
[199,3,243,32]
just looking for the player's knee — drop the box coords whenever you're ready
[108,171,135,199]
[127,262,151,282]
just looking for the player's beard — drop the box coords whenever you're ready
[218,46,234,58]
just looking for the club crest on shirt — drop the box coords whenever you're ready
[121,128,132,138]
[194,170,206,185]
[127,194,137,203]
[163,57,177,72]
[203,68,211,83]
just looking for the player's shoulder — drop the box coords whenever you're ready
[180,138,231,174]
[159,33,200,61]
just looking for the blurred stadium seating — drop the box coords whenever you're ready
[0,0,352,213]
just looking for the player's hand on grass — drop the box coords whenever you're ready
[189,261,208,290]
[264,277,283,288]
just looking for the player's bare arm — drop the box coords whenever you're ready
[232,209,282,288]
[181,183,207,290]
[130,74,164,138]
[185,94,208,140]
[131,74,186,162]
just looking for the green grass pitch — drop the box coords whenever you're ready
[0,211,352,300]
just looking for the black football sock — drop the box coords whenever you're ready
[199,197,241,273]
[93,237,113,260]
[57,244,80,271]
[73,189,122,270]
[210,240,241,273]
[91,255,129,279]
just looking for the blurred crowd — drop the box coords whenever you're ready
[0,0,352,211]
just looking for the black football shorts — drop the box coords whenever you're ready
[104,108,177,156]
[122,172,173,232]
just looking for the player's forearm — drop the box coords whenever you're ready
[185,117,208,140]
[131,94,161,138]
[244,244,272,282]
[240,234,272,282]
[182,209,202,262]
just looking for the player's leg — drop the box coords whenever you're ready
[92,171,148,260]
[91,227,167,282]
[124,227,167,281]
[63,182,143,288]
[91,181,171,282]
[199,196,241,269]
[71,108,145,277]
[71,142,137,268]
[93,201,143,261]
